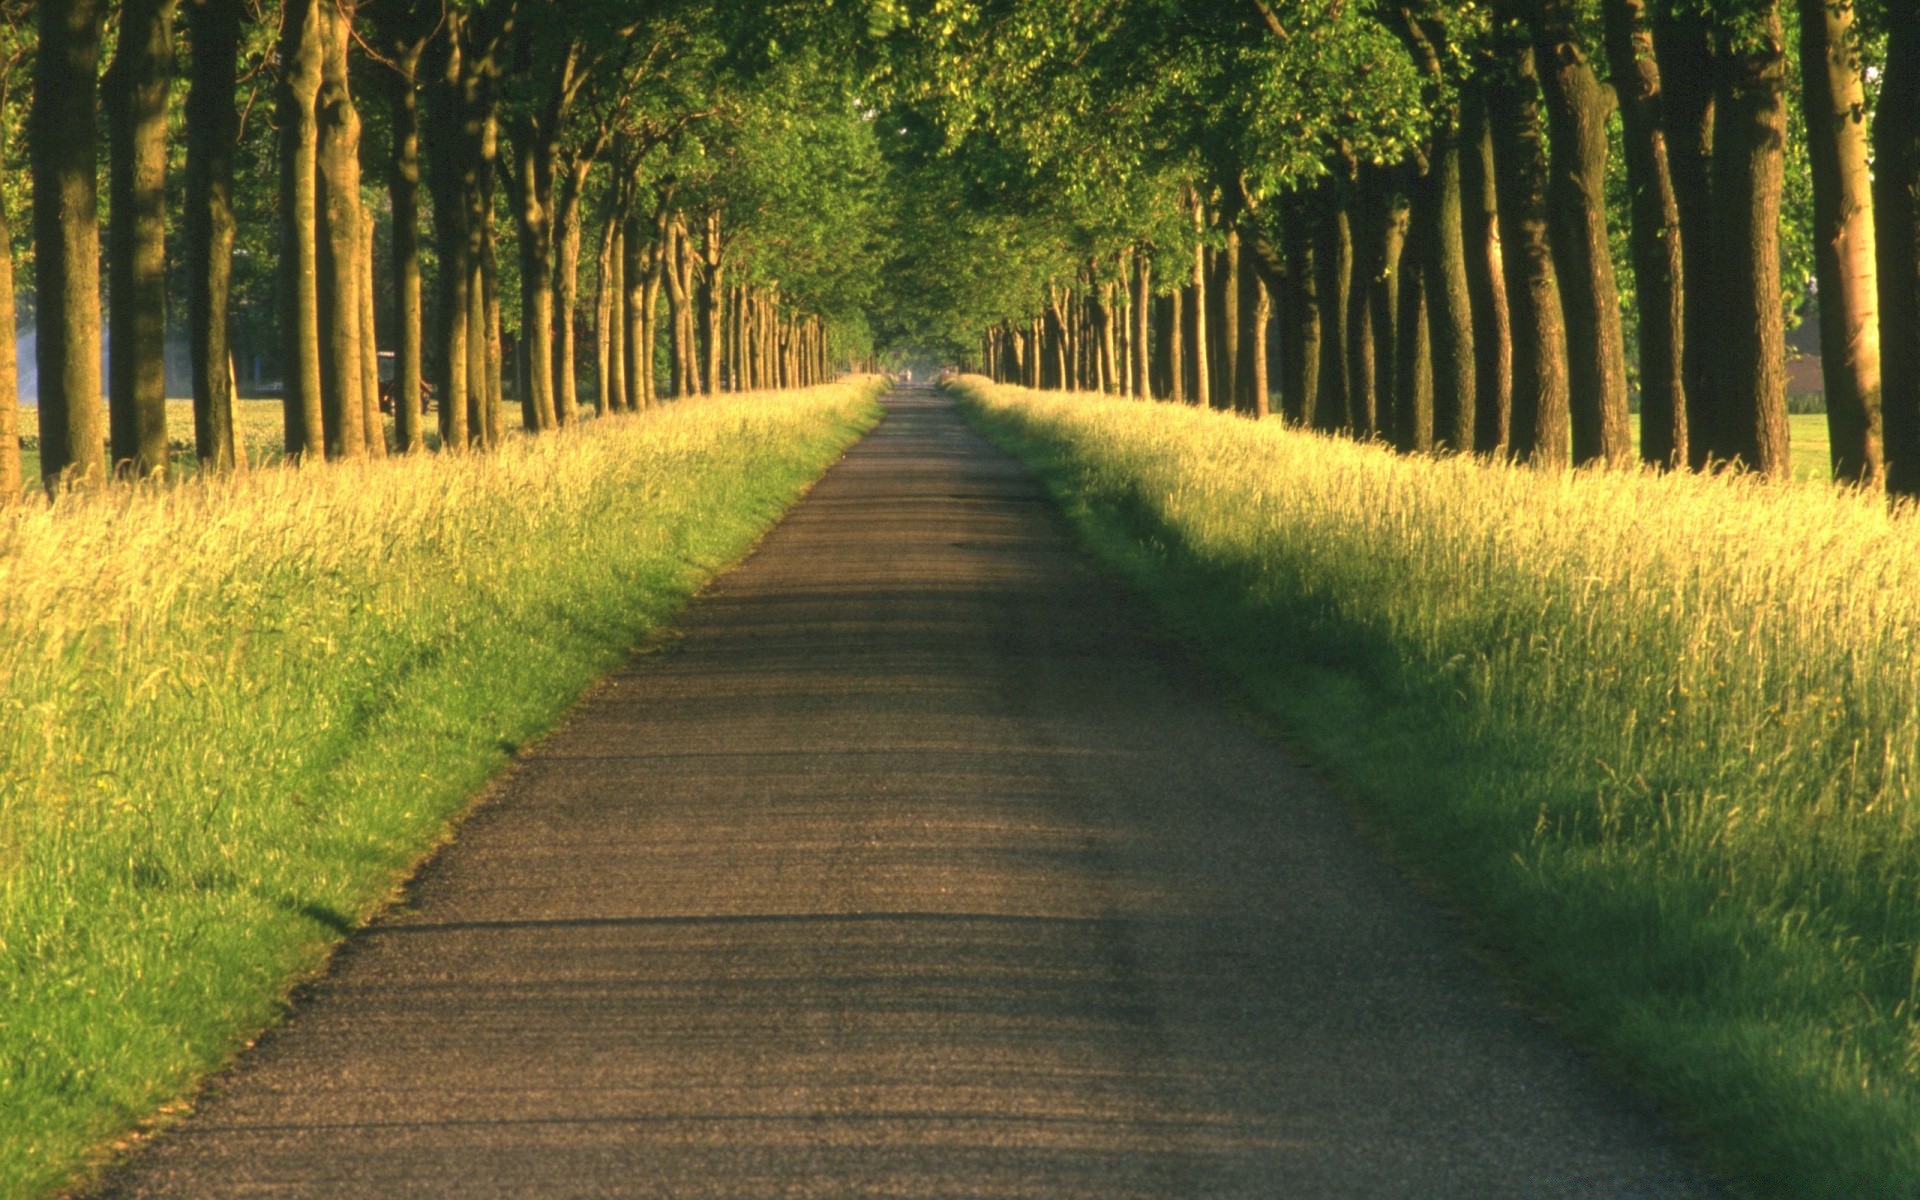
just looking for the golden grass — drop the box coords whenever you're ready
[0,380,884,1197]
[956,377,1920,1194]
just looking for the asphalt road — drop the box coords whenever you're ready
[101,387,1722,1199]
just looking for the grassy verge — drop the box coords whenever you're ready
[953,376,1920,1198]
[0,380,883,1197]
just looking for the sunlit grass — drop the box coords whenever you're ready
[956,377,1920,1197]
[0,379,883,1197]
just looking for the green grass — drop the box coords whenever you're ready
[0,380,883,1197]
[955,378,1920,1198]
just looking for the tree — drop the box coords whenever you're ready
[32,0,106,487]
[184,0,245,471]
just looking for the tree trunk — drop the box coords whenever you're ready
[1534,0,1631,466]
[509,132,557,431]
[1188,193,1211,407]
[378,45,424,449]
[276,0,326,461]
[1603,0,1687,468]
[1218,232,1239,408]
[1314,175,1353,433]
[1797,0,1882,483]
[1708,5,1791,476]
[1371,180,1409,445]
[1460,83,1513,454]
[105,0,176,479]
[1280,191,1320,424]
[316,0,364,459]
[1396,159,1436,452]
[423,30,470,451]
[1238,237,1268,416]
[1878,2,1920,496]
[1349,167,1385,437]
[596,215,620,413]
[1428,119,1476,451]
[1132,250,1151,397]
[1486,19,1571,466]
[701,210,723,392]
[0,192,18,495]
[185,0,241,471]
[359,203,385,456]
[553,158,591,422]
[1652,4,1717,466]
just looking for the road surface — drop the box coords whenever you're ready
[102,387,1721,1198]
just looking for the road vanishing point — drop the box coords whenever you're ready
[102,387,1723,1199]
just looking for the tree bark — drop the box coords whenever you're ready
[1486,19,1571,466]
[1879,2,1920,496]
[379,47,425,451]
[185,0,241,471]
[702,210,724,392]
[1428,121,1476,451]
[1313,175,1353,432]
[276,0,327,460]
[1132,250,1151,397]
[1349,167,1385,437]
[1708,5,1791,476]
[1602,0,1687,468]
[1651,4,1717,466]
[1797,0,1882,483]
[105,0,177,478]
[0,189,18,495]
[1280,191,1320,424]
[602,217,624,412]
[316,0,365,459]
[1370,178,1408,445]
[1238,237,1268,416]
[1218,231,1239,408]
[1188,193,1212,407]
[1396,158,1436,452]
[423,26,471,451]
[1534,0,1631,466]
[1460,83,1512,453]
[359,201,385,456]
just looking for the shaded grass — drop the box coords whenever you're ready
[955,377,1920,1199]
[0,380,883,1197]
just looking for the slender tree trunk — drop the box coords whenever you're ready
[1281,191,1320,424]
[1797,0,1882,483]
[1603,0,1687,468]
[276,0,325,460]
[1708,5,1791,476]
[509,136,556,432]
[1461,84,1513,453]
[662,217,688,398]
[423,31,470,452]
[553,160,590,422]
[1879,2,1920,496]
[1219,231,1240,408]
[702,210,723,392]
[359,205,385,456]
[316,0,364,459]
[185,0,241,471]
[105,0,176,478]
[1189,193,1212,407]
[1534,0,1631,466]
[1132,250,1151,397]
[1653,5,1717,466]
[604,219,625,412]
[1486,18,1571,466]
[376,50,424,450]
[1349,168,1384,437]
[1237,237,1267,416]
[1314,175,1353,432]
[1397,158,1436,451]
[1428,118,1476,451]
[0,194,17,495]
[1371,180,1409,445]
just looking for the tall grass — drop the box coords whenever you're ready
[955,377,1920,1197]
[0,380,882,1197]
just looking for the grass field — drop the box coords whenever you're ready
[13,398,539,486]
[954,377,1920,1197]
[0,380,884,1197]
